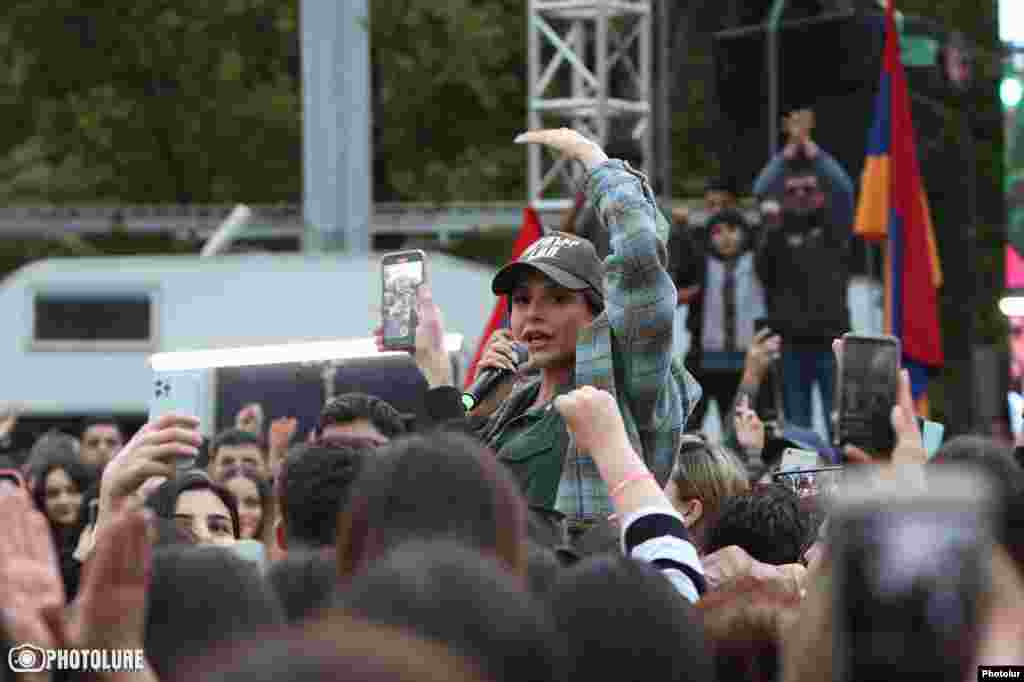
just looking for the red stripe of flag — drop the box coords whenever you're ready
[884,0,943,377]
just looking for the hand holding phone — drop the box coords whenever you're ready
[103,414,202,506]
[834,334,900,459]
[381,250,427,352]
[148,369,205,473]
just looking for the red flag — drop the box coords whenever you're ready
[464,206,544,387]
[854,1,943,400]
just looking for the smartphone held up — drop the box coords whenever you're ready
[833,333,901,460]
[148,369,205,473]
[381,250,427,352]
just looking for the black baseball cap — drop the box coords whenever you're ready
[492,232,605,297]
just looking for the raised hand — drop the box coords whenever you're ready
[554,386,631,460]
[100,414,202,515]
[269,416,298,451]
[845,367,925,469]
[702,544,807,598]
[734,394,766,456]
[413,285,451,387]
[374,285,452,388]
[515,128,609,170]
[235,403,265,435]
[64,509,152,653]
[0,484,65,652]
[0,402,20,442]
[745,328,782,380]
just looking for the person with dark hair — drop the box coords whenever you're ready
[548,554,712,682]
[337,431,530,581]
[672,207,775,430]
[703,484,812,566]
[335,539,567,682]
[927,435,1024,503]
[146,470,240,546]
[181,617,487,682]
[145,544,284,679]
[220,465,274,543]
[277,440,368,552]
[30,453,98,600]
[752,109,854,434]
[32,453,97,545]
[668,175,742,294]
[23,429,80,491]
[318,392,409,444]
[394,129,701,544]
[79,416,125,470]
[265,550,338,625]
[208,428,268,481]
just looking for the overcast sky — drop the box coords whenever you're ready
[1003,0,1024,45]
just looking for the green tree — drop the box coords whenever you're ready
[3,0,302,203]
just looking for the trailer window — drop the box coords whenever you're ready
[33,294,153,346]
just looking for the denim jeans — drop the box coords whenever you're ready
[781,349,835,437]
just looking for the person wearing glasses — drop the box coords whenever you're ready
[752,109,854,437]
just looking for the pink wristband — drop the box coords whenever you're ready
[609,470,654,501]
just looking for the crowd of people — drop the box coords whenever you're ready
[0,127,1022,681]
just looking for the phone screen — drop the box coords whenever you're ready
[381,251,425,350]
[836,334,900,457]
[833,508,988,682]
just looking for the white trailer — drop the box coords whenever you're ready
[0,252,497,436]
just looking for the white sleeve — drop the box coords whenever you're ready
[619,506,706,603]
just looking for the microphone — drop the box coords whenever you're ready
[462,343,529,412]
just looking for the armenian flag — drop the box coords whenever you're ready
[853,0,943,401]
[464,206,544,386]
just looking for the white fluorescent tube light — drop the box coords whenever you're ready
[150,334,464,372]
[999,296,1024,318]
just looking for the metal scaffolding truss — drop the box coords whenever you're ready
[527,0,653,209]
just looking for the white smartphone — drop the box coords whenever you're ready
[779,447,822,473]
[229,539,267,567]
[148,369,205,472]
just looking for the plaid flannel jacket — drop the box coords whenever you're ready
[478,161,701,522]
[555,160,702,520]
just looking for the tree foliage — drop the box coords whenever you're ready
[0,0,528,205]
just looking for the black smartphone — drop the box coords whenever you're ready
[381,250,427,352]
[831,472,993,682]
[834,333,900,458]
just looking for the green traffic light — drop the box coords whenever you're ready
[1003,76,1024,109]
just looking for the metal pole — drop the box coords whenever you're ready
[640,6,653,182]
[767,0,789,159]
[596,3,610,147]
[527,0,541,207]
[657,0,671,196]
[301,0,372,254]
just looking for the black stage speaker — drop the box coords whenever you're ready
[712,9,958,190]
